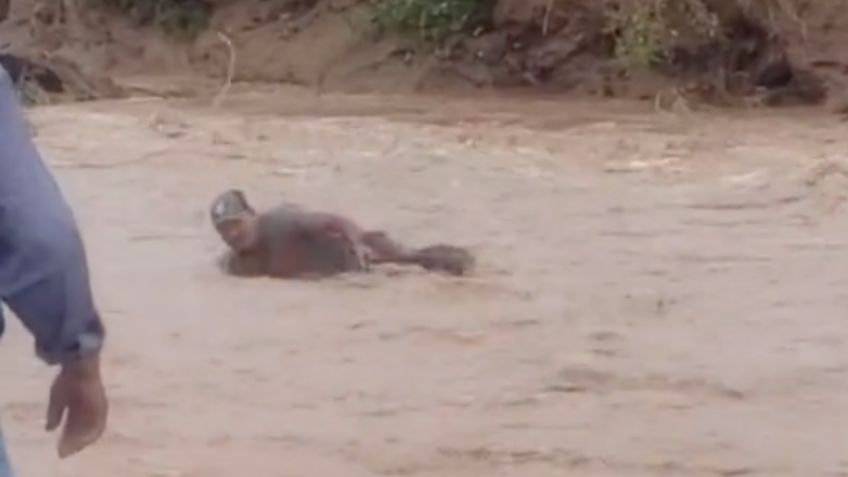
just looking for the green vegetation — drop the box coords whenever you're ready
[608,2,666,70]
[368,0,492,43]
[93,0,211,39]
[607,0,722,71]
[18,77,49,106]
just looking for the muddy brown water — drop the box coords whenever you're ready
[2,86,848,476]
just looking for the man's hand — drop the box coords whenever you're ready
[45,354,108,458]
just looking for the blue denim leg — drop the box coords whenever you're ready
[0,424,12,477]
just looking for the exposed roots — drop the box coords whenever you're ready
[212,31,236,109]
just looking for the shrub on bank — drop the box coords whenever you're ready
[91,0,212,38]
[368,0,493,42]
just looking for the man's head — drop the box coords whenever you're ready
[210,189,260,252]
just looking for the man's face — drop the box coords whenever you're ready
[216,215,259,252]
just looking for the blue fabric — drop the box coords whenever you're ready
[0,63,104,364]
[0,425,12,477]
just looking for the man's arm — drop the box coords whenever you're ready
[0,64,104,364]
[0,63,107,458]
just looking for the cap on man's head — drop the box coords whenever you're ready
[210,189,255,225]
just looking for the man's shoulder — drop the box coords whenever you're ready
[262,202,308,221]
[268,201,306,212]
[258,203,302,233]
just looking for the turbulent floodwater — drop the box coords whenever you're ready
[2,88,848,477]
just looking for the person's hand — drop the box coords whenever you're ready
[46,354,108,458]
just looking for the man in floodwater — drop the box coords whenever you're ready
[0,64,108,475]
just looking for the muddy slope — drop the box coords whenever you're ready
[1,0,847,106]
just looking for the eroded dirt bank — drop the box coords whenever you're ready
[1,90,848,476]
[3,0,848,108]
